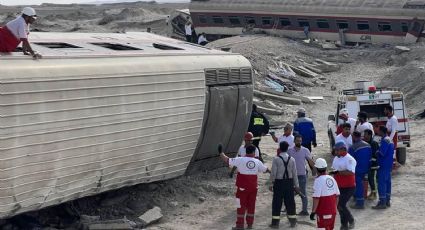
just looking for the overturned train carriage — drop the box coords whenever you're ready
[190,0,425,44]
[0,32,253,218]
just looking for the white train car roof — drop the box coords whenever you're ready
[190,0,425,19]
[0,32,230,59]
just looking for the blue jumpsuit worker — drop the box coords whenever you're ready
[248,104,270,162]
[373,126,394,209]
[349,131,371,208]
[293,108,317,152]
[364,129,379,200]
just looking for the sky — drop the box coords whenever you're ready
[0,0,188,5]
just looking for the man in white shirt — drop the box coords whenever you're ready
[219,144,269,230]
[198,32,208,46]
[355,111,374,137]
[338,109,356,134]
[384,105,398,149]
[184,18,192,43]
[335,123,353,150]
[0,7,41,59]
[270,123,295,149]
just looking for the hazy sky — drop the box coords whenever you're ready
[0,0,188,5]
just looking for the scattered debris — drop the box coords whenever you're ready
[306,96,324,100]
[395,46,411,54]
[322,43,340,50]
[198,197,206,202]
[254,90,302,105]
[138,207,163,227]
[258,87,314,104]
[256,105,285,115]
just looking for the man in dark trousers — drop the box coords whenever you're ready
[364,129,379,200]
[331,141,356,230]
[248,104,270,162]
[219,144,270,230]
[269,141,300,228]
[293,108,317,152]
[373,126,395,209]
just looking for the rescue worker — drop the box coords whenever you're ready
[331,141,356,230]
[229,132,260,178]
[0,7,42,59]
[219,144,270,230]
[335,123,353,150]
[336,109,356,135]
[349,131,372,209]
[364,129,379,200]
[310,158,340,230]
[384,105,398,152]
[372,126,394,209]
[354,111,374,137]
[293,108,317,152]
[288,135,315,216]
[269,141,300,228]
[248,104,270,162]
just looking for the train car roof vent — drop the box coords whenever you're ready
[91,43,142,50]
[34,42,82,49]
[153,43,184,50]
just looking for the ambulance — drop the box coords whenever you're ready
[328,81,410,162]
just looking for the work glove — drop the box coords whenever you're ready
[313,142,317,148]
[310,212,316,220]
[269,131,275,136]
[217,144,223,154]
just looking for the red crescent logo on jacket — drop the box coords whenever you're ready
[246,161,256,169]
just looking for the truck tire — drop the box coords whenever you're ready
[396,147,407,165]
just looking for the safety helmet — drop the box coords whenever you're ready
[22,7,37,18]
[339,108,348,116]
[314,158,327,169]
[244,132,254,141]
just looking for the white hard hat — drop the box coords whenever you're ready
[22,7,37,17]
[297,108,306,114]
[339,108,348,116]
[314,158,327,169]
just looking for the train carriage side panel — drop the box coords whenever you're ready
[1,54,242,218]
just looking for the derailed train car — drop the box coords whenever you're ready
[0,32,253,218]
[190,0,425,44]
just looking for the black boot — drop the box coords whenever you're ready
[289,218,297,227]
[372,200,387,210]
[269,219,279,229]
[386,200,391,207]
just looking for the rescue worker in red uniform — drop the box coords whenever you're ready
[219,144,270,230]
[229,132,260,178]
[310,158,340,230]
[0,7,41,59]
[269,141,300,228]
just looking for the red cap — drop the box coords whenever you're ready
[244,132,254,141]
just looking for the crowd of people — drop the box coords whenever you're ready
[219,104,398,230]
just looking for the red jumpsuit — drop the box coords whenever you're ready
[313,174,340,230]
[0,27,20,52]
[229,156,267,229]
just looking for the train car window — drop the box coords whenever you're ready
[401,22,409,32]
[34,42,82,49]
[279,18,291,27]
[212,16,224,24]
[198,15,208,24]
[262,17,273,26]
[91,43,141,50]
[357,21,370,31]
[153,43,184,50]
[297,19,310,28]
[336,20,349,29]
[317,19,330,29]
[245,16,256,25]
[378,22,392,32]
[229,16,241,25]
